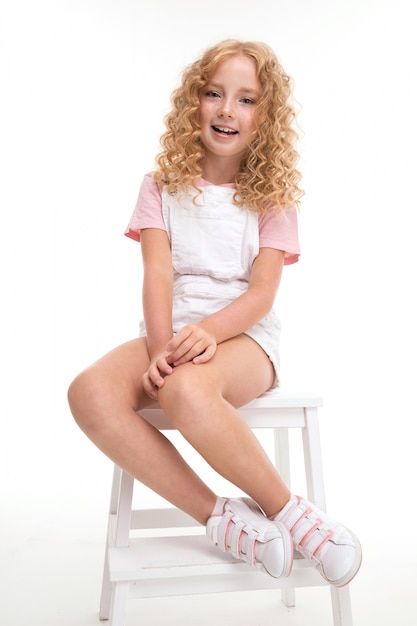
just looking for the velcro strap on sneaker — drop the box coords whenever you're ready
[292,515,334,559]
[216,510,234,552]
[228,518,246,559]
[216,510,261,567]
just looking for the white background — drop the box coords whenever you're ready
[1,1,416,624]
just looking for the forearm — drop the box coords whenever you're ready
[140,228,174,359]
[200,248,285,345]
[199,285,274,344]
[142,273,173,357]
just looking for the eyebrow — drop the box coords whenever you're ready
[207,82,260,96]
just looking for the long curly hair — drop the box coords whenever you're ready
[153,39,303,212]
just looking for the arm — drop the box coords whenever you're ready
[201,247,285,342]
[140,228,174,396]
[167,248,285,365]
[141,228,173,355]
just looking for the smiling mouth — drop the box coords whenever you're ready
[212,125,238,136]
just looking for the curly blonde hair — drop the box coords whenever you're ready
[153,39,303,212]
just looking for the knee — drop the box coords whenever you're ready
[67,369,103,433]
[158,365,219,425]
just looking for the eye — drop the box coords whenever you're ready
[240,97,255,105]
[205,90,221,98]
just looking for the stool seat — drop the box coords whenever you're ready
[99,388,354,626]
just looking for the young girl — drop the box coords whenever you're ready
[68,39,361,586]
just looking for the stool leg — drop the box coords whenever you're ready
[274,427,295,608]
[302,407,326,510]
[331,586,353,626]
[100,467,134,624]
[99,548,112,620]
[115,470,134,547]
[110,465,122,514]
[303,409,355,626]
[109,581,130,626]
[100,465,123,620]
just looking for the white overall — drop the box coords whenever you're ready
[143,185,282,388]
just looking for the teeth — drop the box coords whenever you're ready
[214,126,237,134]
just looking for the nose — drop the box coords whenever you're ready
[218,98,235,119]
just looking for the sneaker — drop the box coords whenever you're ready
[206,497,293,578]
[274,495,362,587]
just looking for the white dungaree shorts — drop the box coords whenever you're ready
[141,185,281,388]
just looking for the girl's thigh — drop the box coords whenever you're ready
[214,334,275,406]
[165,334,275,409]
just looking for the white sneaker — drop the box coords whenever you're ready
[274,495,362,587]
[206,497,293,578]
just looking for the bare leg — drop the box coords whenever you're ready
[157,335,291,517]
[68,335,290,525]
[68,338,217,524]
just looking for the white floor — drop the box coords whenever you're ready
[1,505,414,626]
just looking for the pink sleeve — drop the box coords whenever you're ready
[124,173,165,242]
[258,207,300,265]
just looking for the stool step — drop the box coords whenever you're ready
[108,535,325,598]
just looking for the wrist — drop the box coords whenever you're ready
[197,320,220,344]
[146,340,171,361]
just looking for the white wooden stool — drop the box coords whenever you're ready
[99,389,353,626]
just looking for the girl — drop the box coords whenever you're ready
[68,39,361,586]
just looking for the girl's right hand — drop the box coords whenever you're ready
[142,352,173,400]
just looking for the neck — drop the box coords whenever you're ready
[200,156,240,185]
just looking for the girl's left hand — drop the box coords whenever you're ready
[166,324,217,367]
[142,350,174,400]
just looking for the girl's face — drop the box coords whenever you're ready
[198,55,260,170]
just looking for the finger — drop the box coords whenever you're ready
[168,344,194,365]
[166,327,192,352]
[142,374,159,400]
[170,347,195,366]
[148,365,170,388]
[145,387,158,400]
[155,359,173,377]
[171,339,207,366]
[193,343,217,364]
[149,354,173,379]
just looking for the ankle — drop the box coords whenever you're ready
[204,496,227,524]
[210,496,227,516]
[267,492,294,520]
